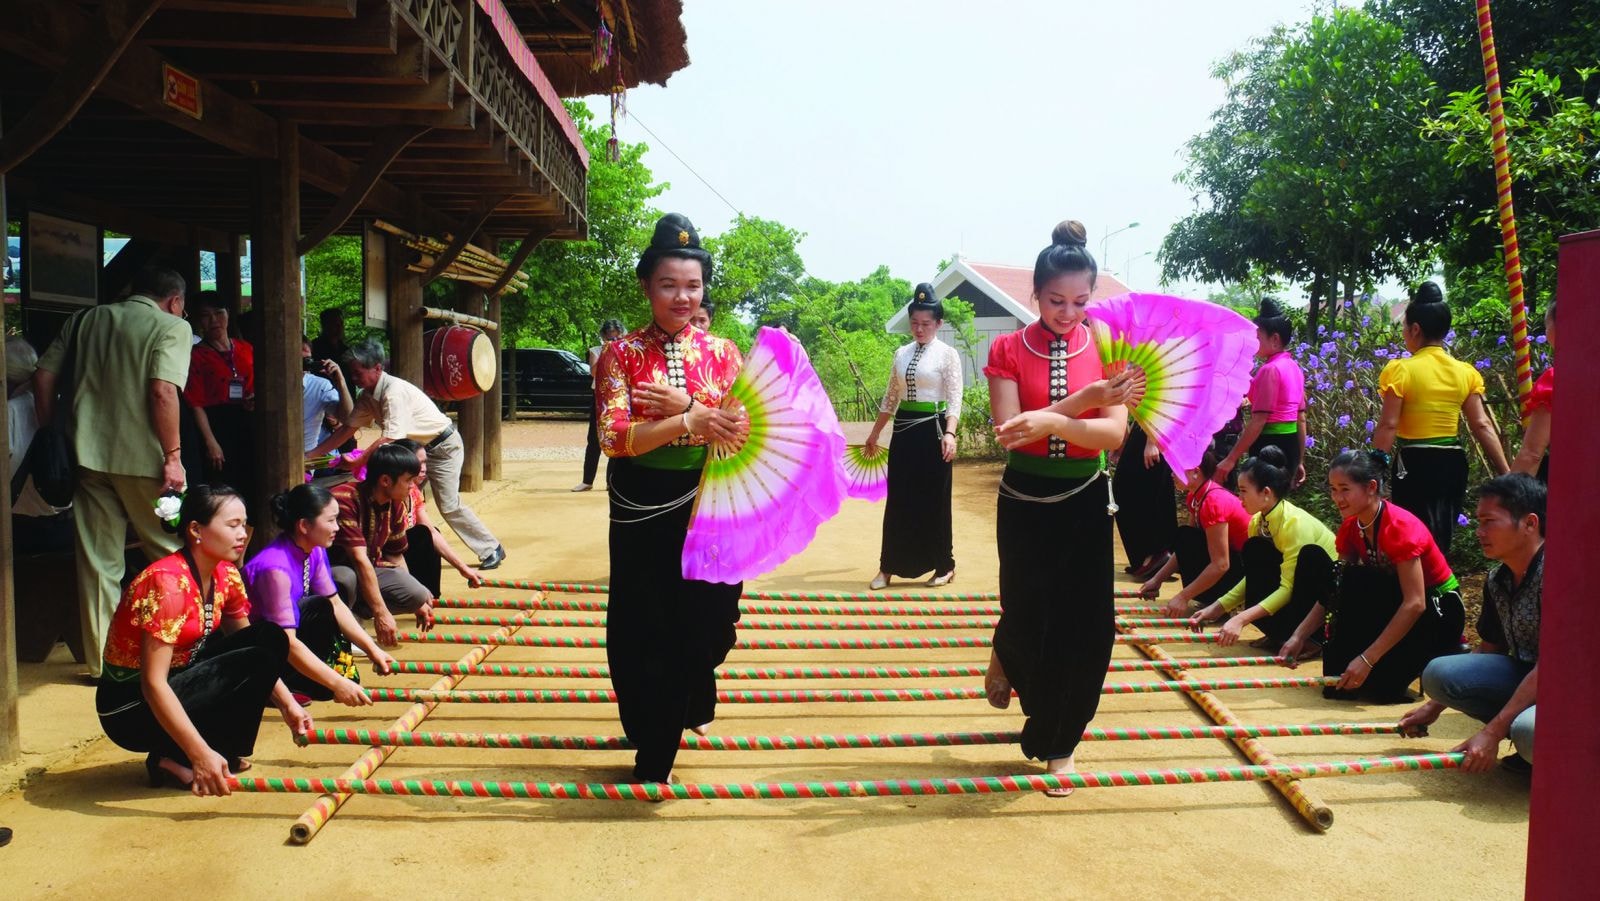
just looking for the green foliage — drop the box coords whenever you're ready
[704,214,806,323]
[783,266,910,419]
[303,235,374,342]
[1162,9,1455,336]
[1367,0,1600,100]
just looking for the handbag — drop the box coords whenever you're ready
[303,553,359,682]
[16,312,84,508]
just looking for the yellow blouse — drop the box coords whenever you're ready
[1378,346,1485,440]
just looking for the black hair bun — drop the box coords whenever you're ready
[649,213,701,251]
[1411,281,1445,305]
[912,282,936,303]
[1051,220,1088,248]
[1257,298,1286,320]
[1255,444,1289,467]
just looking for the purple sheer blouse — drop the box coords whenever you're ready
[243,532,338,629]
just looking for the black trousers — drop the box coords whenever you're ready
[582,400,604,486]
[1113,424,1176,567]
[1173,526,1243,608]
[282,595,339,701]
[96,622,287,765]
[1238,537,1333,647]
[878,412,954,578]
[198,404,257,506]
[404,524,443,598]
[1390,445,1468,554]
[1323,566,1466,702]
[994,466,1115,762]
[606,459,741,782]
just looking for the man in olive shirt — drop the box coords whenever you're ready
[34,268,191,677]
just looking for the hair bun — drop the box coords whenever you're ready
[1411,281,1445,305]
[649,213,701,251]
[912,282,936,303]
[1257,298,1286,320]
[1051,220,1088,248]
[1255,444,1288,467]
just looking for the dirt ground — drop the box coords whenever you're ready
[0,421,1529,898]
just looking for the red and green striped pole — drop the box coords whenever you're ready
[434,596,1167,618]
[398,630,1222,650]
[474,578,1142,602]
[232,753,1464,802]
[387,655,1291,681]
[300,721,1404,752]
[431,612,1190,631]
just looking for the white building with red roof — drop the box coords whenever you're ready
[886,256,1131,384]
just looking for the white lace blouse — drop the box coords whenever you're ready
[879,338,963,420]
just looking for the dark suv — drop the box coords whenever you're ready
[501,347,592,416]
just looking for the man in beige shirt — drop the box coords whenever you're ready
[34,268,192,677]
[312,338,505,569]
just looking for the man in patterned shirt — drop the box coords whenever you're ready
[1400,473,1545,774]
[329,443,434,647]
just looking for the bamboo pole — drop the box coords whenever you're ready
[433,596,1168,618]
[421,306,499,331]
[397,631,1224,650]
[360,677,1331,705]
[431,612,1187,631]
[1475,0,1533,419]
[388,655,1292,681]
[231,753,1464,802]
[1121,623,1336,831]
[472,579,1143,603]
[300,721,1405,752]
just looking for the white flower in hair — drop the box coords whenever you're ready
[153,495,183,525]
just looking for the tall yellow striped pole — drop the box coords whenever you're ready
[1476,0,1533,420]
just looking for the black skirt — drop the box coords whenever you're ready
[606,457,742,783]
[1322,566,1465,702]
[994,465,1115,762]
[199,403,257,503]
[1173,526,1244,608]
[1113,424,1176,567]
[878,410,954,578]
[1237,536,1333,648]
[1389,445,1468,554]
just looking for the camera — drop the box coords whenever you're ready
[302,357,321,372]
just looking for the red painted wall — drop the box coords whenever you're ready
[1527,228,1600,898]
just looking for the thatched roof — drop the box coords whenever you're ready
[504,0,691,97]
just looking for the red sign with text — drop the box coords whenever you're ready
[162,64,202,119]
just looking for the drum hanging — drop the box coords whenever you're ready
[422,325,497,400]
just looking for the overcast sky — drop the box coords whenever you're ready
[589,0,1334,298]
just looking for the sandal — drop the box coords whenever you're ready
[868,573,889,591]
[1043,757,1076,798]
[927,569,955,588]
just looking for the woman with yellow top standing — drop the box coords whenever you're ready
[1372,282,1509,552]
[1190,446,1336,655]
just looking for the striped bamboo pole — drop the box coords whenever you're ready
[288,609,532,844]
[300,721,1404,751]
[361,677,1330,705]
[1475,0,1534,419]
[398,631,1221,650]
[232,753,1463,801]
[1121,623,1335,831]
[431,612,1188,631]
[388,655,1291,681]
[474,578,1141,602]
[434,595,1169,618]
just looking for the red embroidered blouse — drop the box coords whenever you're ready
[594,323,743,457]
[184,338,256,408]
[102,552,252,680]
[1186,480,1251,551]
[1335,502,1454,589]
[1528,367,1554,412]
[983,321,1107,459]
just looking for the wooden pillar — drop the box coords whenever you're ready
[484,289,504,481]
[455,283,485,492]
[216,241,243,334]
[0,102,21,762]
[251,120,303,536]
[179,246,202,301]
[1527,228,1600,897]
[384,233,423,384]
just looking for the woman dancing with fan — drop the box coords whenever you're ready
[1372,282,1509,551]
[863,283,963,590]
[1190,446,1337,654]
[1278,450,1465,702]
[594,213,749,787]
[1138,446,1250,617]
[982,221,1130,797]
[1215,299,1306,490]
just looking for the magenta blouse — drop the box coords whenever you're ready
[1247,351,1306,424]
[242,533,338,629]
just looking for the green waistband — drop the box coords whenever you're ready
[897,400,947,414]
[1261,421,1299,435]
[1430,574,1460,596]
[101,664,141,683]
[634,445,708,471]
[1396,435,1460,447]
[1006,451,1105,479]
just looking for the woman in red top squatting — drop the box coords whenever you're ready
[96,485,308,795]
[593,213,749,788]
[1511,300,1555,484]
[1139,445,1251,617]
[983,220,1134,797]
[1281,450,1466,703]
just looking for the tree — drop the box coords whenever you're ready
[1161,9,1455,337]
[703,214,806,324]
[1367,0,1600,100]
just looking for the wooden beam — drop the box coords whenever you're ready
[488,223,553,298]
[140,6,397,53]
[173,40,430,84]
[483,283,504,481]
[283,105,475,129]
[3,175,240,252]
[163,0,357,16]
[247,70,456,110]
[0,98,20,763]
[0,0,169,175]
[454,283,486,493]
[297,125,428,254]
[252,119,304,541]
[420,196,507,286]
[216,246,243,329]
[385,233,424,384]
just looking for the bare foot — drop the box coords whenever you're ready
[159,758,196,788]
[1044,755,1076,798]
[690,723,711,737]
[984,651,1012,710]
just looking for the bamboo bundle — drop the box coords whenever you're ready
[374,219,528,291]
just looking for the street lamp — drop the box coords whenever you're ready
[1100,221,1140,266]
[1124,250,1154,286]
